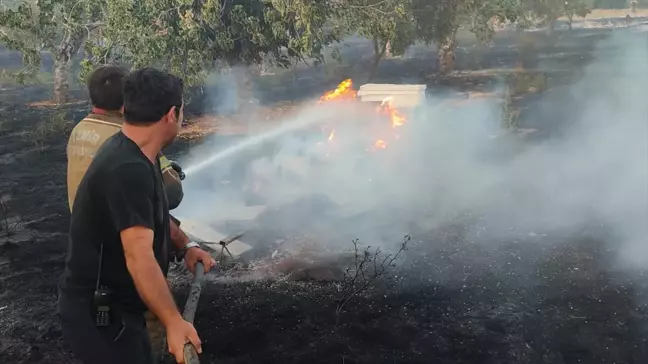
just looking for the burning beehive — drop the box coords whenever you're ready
[179,79,430,279]
[263,79,423,212]
[356,83,427,108]
[316,79,423,152]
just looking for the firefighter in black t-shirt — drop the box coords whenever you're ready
[58,68,215,364]
[66,65,192,362]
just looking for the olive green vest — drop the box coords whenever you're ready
[66,112,183,211]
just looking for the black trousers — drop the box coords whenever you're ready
[57,289,154,364]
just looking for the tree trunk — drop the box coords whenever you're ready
[53,58,70,104]
[53,31,85,104]
[232,66,260,113]
[385,40,392,58]
[545,19,556,37]
[367,37,388,82]
[438,33,456,74]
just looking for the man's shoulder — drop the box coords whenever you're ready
[67,115,120,147]
[87,156,154,192]
[100,149,150,171]
[89,135,149,174]
[95,132,133,156]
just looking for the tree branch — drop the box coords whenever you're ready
[335,235,410,324]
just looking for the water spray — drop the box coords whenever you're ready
[182,107,340,177]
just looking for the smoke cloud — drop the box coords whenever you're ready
[175,29,647,274]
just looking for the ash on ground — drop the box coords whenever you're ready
[163,195,648,364]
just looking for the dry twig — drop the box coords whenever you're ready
[335,234,410,324]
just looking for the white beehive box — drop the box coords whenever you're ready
[357,84,427,108]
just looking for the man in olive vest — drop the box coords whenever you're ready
[65,65,215,363]
[67,66,184,211]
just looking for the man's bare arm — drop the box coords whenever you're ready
[169,218,216,274]
[121,226,183,327]
[170,219,190,250]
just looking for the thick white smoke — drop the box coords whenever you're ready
[176,28,647,271]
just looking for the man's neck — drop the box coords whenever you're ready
[91,107,122,117]
[121,124,162,163]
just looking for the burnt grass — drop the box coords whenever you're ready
[2,26,648,364]
[169,228,648,364]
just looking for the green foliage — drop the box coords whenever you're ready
[410,0,461,45]
[522,0,591,27]
[469,0,529,42]
[78,58,95,84]
[523,0,561,26]
[335,0,417,58]
[0,0,601,98]
[407,0,526,74]
[0,0,103,84]
[412,0,526,45]
[564,0,592,22]
[82,0,212,86]
[266,0,341,65]
[83,0,340,86]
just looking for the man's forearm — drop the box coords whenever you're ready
[170,218,190,250]
[127,254,182,327]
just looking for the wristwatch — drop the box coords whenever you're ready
[181,241,201,258]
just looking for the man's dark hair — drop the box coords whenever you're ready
[123,67,184,125]
[87,65,128,111]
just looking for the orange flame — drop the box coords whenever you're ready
[373,139,387,149]
[378,97,406,128]
[318,79,356,103]
[317,79,408,151]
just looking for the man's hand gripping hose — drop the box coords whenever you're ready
[181,261,205,364]
[176,232,247,363]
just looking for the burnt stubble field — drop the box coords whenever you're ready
[2,24,648,364]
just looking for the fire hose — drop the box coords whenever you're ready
[182,261,205,364]
[180,232,247,364]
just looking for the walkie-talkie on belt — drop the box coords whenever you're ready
[93,244,112,327]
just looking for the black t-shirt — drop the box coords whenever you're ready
[59,131,170,314]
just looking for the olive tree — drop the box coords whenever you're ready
[412,0,526,74]
[0,0,104,103]
[82,0,339,107]
[523,0,591,34]
[334,0,417,81]
[564,0,591,30]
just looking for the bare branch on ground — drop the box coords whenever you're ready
[335,234,410,324]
